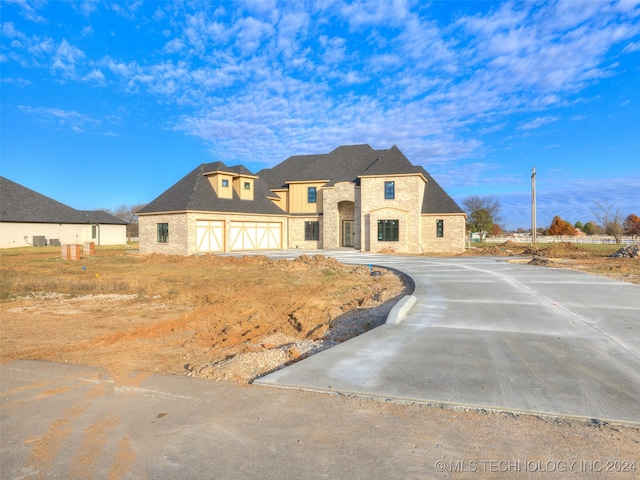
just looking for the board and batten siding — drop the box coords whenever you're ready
[287,182,326,214]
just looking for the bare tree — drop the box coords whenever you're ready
[106,203,146,240]
[462,195,502,241]
[592,200,624,244]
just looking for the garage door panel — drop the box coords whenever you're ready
[196,221,224,252]
[230,222,281,251]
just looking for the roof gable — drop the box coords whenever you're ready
[0,176,126,225]
[359,145,421,177]
[137,162,284,215]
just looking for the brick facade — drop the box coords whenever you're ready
[360,175,424,253]
[421,214,466,253]
[288,216,322,249]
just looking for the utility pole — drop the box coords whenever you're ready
[531,167,537,245]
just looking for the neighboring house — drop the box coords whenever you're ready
[0,176,127,248]
[137,145,466,255]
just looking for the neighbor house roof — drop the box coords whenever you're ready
[0,176,127,225]
[137,162,285,216]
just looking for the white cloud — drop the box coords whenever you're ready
[498,176,640,230]
[4,0,639,172]
[339,0,409,28]
[163,38,186,54]
[622,41,640,52]
[3,0,47,23]
[234,16,274,55]
[51,39,85,77]
[18,105,99,132]
[83,68,105,83]
[519,116,559,130]
[277,11,309,57]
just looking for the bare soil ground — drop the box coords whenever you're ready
[1,247,410,383]
[462,241,640,284]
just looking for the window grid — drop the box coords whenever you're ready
[157,223,169,243]
[436,219,444,238]
[377,219,399,241]
[305,221,319,240]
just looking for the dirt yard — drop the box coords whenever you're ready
[0,248,411,383]
[463,241,640,284]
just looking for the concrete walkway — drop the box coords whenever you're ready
[255,251,640,425]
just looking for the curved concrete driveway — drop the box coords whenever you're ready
[255,251,640,425]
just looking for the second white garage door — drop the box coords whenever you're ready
[230,222,281,250]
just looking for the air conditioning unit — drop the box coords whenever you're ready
[33,236,46,247]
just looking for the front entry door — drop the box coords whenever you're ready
[342,220,354,247]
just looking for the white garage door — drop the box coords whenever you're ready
[196,220,224,252]
[230,222,281,250]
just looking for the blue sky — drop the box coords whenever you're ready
[1,0,639,231]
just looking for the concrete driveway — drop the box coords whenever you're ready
[255,251,640,425]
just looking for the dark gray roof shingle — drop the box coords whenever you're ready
[137,163,285,215]
[0,176,127,225]
[258,144,463,215]
[416,167,465,215]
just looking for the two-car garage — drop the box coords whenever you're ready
[196,220,282,253]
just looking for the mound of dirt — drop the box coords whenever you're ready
[1,250,409,384]
[500,240,520,248]
[462,245,511,256]
[528,257,549,266]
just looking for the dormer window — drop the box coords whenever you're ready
[244,182,251,190]
[222,179,229,187]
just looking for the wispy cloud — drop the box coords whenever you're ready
[17,105,118,135]
[519,115,559,130]
[497,176,640,229]
[3,0,640,171]
[3,0,47,23]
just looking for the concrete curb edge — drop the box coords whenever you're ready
[386,295,417,324]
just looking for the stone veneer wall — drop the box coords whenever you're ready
[421,214,466,253]
[139,213,190,255]
[321,182,358,249]
[359,176,425,253]
[288,216,322,249]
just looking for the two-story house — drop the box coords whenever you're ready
[137,145,466,255]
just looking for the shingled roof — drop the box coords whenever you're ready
[0,176,126,225]
[137,162,285,215]
[416,167,465,215]
[257,144,424,188]
[258,144,463,215]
